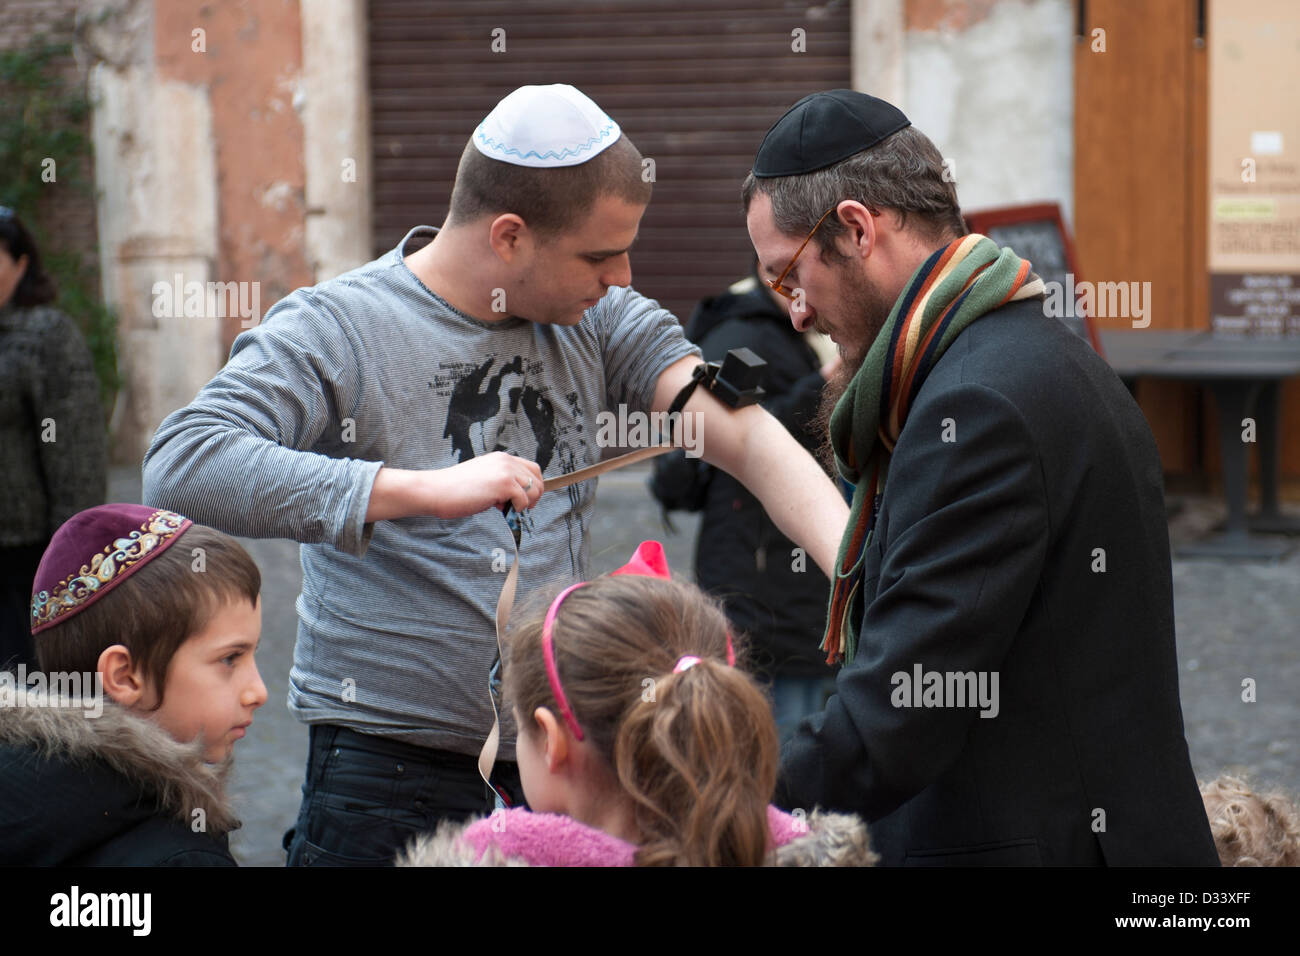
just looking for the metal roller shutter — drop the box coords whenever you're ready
[368,0,851,322]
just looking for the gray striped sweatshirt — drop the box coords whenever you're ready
[142,226,699,757]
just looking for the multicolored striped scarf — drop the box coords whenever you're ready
[822,234,1044,664]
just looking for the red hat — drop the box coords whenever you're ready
[30,504,193,635]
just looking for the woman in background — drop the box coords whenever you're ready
[0,207,106,669]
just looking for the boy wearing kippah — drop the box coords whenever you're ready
[0,504,266,865]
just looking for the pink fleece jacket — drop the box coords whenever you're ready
[460,805,808,866]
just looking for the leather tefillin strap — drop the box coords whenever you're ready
[476,350,768,804]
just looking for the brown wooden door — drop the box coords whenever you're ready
[1074,0,1208,476]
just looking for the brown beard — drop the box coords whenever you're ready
[813,360,853,473]
[812,266,899,473]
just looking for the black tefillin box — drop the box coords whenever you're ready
[705,347,766,409]
[662,347,766,445]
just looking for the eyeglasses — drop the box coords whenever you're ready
[765,203,881,301]
[767,207,836,300]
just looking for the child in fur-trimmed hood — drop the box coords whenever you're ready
[0,504,266,865]
[0,690,242,865]
[398,541,874,867]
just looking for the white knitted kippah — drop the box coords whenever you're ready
[473,84,622,168]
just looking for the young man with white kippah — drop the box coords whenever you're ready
[142,84,849,866]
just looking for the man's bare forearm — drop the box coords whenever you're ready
[689,397,846,576]
[365,454,546,523]
[364,468,431,522]
[730,409,848,576]
[651,354,848,575]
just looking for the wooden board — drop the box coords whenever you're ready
[965,202,1103,356]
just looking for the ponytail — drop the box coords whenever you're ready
[614,659,777,866]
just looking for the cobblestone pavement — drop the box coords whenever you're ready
[110,466,1298,866]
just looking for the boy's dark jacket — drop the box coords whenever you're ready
[650,274,833,680]
[0,692,238,865]
[774,298,1220,866]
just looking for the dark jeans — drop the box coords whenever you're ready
[770,674,838,745]
[283,724,525,867]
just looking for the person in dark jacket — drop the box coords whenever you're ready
[0,691,241,865]
[0,207,106,671]
[650,268,838,739]
[741,90,1220,865]
[0,504,266,865]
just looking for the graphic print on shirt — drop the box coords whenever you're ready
[444,356,526,462]
[553,434,589,571]
[499,381,557,471]
[435,355,593,573]
[439,354,591,492]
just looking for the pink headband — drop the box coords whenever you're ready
[542,582,588,740]
[540,541,736,742]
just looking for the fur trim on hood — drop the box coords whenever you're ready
[768,810,877,867]
[396,806,876,867]
[0,689,239,834]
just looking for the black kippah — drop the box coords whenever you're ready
[753,89,911,178]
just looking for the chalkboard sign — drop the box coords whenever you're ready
[965,203,1103,356]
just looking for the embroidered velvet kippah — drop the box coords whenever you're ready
[30,504,193,634]
[752,89,911,178]
[473,84,621,168]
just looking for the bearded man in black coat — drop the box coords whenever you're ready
[744,90,1218,866]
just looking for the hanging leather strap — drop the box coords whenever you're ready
[476,441,680,800]
[476,517,518,801]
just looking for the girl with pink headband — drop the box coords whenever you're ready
[399,541,872,866]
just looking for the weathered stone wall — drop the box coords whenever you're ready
[853,0,1074,228]
[904,0,1075,226]
[0,0,102,303]
[73,0,371,465]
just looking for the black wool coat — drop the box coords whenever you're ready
[774,298,1220,866]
